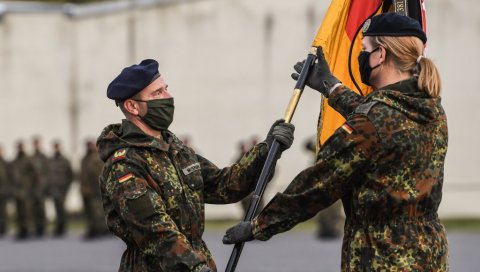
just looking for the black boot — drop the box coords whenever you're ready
[54,223,65,237]
[35,226,45,237]
[15,228,29,240]
[0,224,6,237]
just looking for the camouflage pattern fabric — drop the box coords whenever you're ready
[80,149,104,197]
[0,158,10,233]
[305,137,344,238]
[11,151,36,233]
[0,158,10,199]
[48,152,74,233]
[97,120,268,271]
[252,78,449,271]
[80,149,107,234]
[31,151,49,197]
[31,150,49,233]
[48,153,74,197]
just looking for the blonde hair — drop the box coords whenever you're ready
[373,36,442,97]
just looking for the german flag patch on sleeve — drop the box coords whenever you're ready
[118,173,134,183]
[341,123,353,134]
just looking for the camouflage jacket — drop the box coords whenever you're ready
[252,78,449,271]
[31,151,50,193]
[97,120,268,272]
[47,153,74,194]
[80,151,104,197]
[0,158,10,198]
[10,152,36,198]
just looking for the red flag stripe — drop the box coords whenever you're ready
[345,0,383,40]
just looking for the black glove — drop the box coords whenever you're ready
[291,47,341,97]
[265,119,295,152]
[222,221,254,244]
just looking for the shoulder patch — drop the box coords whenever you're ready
[118,173,134,183]
[112,149,127,162]
[354,101,378,116]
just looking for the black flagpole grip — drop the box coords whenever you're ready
[225,47,318,272]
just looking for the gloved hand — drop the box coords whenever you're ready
[265,119,295,153]
[222,221,254,244]
[291,47,341,97]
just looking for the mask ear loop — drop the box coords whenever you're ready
[370,47,383,70]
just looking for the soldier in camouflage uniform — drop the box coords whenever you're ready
[47,141,73,236]
[11,141,36,240]
[224,13,449,271]
[80,140,108,239]
[0,145,11,236]
[30,136,49,236]
[98,59,294,271]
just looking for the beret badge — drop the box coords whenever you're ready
[362,18,371,33]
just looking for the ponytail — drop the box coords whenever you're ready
[417,57,442,98]
[374,36,442,98]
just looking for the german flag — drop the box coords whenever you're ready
[312,0,426,150]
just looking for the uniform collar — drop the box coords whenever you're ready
[120,120,170,152]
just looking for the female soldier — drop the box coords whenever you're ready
[223,13,448,271]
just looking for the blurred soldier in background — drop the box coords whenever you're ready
[47,141,73,237]
[11,140,35,240]
[304,137,343,239]
[0,145,11,237]
[30,136,49,237]
[80,140,108,239]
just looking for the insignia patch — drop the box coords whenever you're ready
[182,163,201,176]
[354,101,378,116]
[113,149,127,162]
[118,173,134,183]
[362,18,371,33]
[341,124,354,134]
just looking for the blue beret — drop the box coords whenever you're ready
[362,13,427,44]
[107,59,160,101]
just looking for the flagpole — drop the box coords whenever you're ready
[225,47,318,272]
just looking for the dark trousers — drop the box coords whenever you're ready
[15,197,30,234]
[32,195,46,233]
[52,194,66,233]
[0,197,7,234]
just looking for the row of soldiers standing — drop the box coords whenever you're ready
[0,137,107,240]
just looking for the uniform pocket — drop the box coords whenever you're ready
[122,181,156,221]
[184,170,204,191]
[177,155,203,191]
[123,180,147,200]
[127,194,156,221]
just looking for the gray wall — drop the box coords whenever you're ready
[0,0,479,218]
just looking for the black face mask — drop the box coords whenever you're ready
[358,47,381,86]
[136,98,175,131]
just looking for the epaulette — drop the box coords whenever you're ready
[354,101,378,116]
[112,148,128,163]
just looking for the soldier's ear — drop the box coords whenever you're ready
[122,99,140,116]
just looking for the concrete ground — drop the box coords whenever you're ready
[0,231,478,272]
